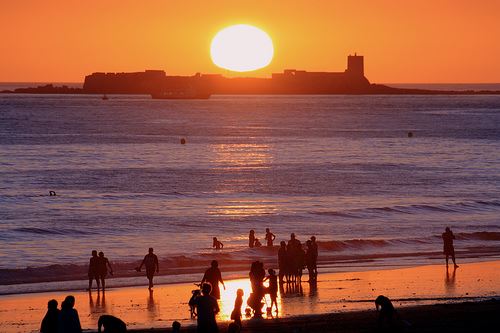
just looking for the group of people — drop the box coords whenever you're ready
[278,233,318,283]
[40,296,127,333]
[88,250,113,292]
[248,228,276,248]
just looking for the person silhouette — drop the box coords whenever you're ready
[305,240,317,281]
[254,238,262,247]
[40,299,60,333]
[97,252,113,291]
[193,283,220,333]
[230,289,244,327]
[249,230,255,248]
[278,241,288,283]
[97,314,127,332]
[442,227,459,268]
[58,295,82,333]
[137,248,159,290]
[375,295,396,327]
[265,228,276,247]
[265,269,278,313]
[310,236,318,276]
[212,237,224,250]
[201,260,225,299]
[88,250,100,291]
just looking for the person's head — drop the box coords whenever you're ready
[280,241,286,247]
[250,230,254,234]
[228,322,241,333]
[62,295,75,309]
[306,240,312,247]
[47,299,58,310]
[311,236,316,242]
[291,233,296,240]
[98,251,104,257]
[92,250,97,257]
[172,321,181,331]
[268,268,275,276]
[227,322,241,333]
[445,227,451,232]
[266,228,270,232]
[213,237,217,241]
[148,247,153,254]
[236,288,244,297]
[211,260,218,268]
[201,283,212,295]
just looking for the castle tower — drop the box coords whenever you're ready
[346,53,364,76]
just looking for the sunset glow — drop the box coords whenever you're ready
[210,25,274,72]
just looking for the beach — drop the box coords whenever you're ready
[0,260,498,332]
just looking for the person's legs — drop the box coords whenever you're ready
[452,251,459,268]
[101,277,106,291]
[445,254,449,266]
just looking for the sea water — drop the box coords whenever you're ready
[1,94,499,292]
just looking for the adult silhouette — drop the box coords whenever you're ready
[97,252,113,291]
[375,295,396,328]
[40,299,60,333]
[277,241,288,283]
[58,295,82,333]
[193,283,220,333]
[88,250,100,291]
[442,227,459,268]
[265,228,276,247]
[201,260,225,299]
[249,230,255,248]
[137,248,159,290]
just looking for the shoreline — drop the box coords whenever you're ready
[0,260,498,333]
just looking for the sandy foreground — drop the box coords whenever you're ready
[0,261,498,332]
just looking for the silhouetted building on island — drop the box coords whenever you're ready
[83,54,370,95]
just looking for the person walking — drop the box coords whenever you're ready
[442,227,459,268]
[137,248,159,290]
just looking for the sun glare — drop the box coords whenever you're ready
[210,24,274,72]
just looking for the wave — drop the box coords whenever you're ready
[456,231,500,241]
[12,227,94,236]
[309,199,500,218]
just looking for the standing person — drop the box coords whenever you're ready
[310,236,319,276]
[40,299,60,333]
[442,227,459,268]
[194,283,220,333]
[97,252,113,292]
[212,237,224,250]
[137,248,159,290]
[265,269,278,313]
[249,230,255,248]
[201,260,225,299]
[305,240,317,281]
[97,315,127,333]
[58,295,82,333]
[88,250,100,291]
[265,228,276,247]
[277,241,288,283]
[230,289,244,327]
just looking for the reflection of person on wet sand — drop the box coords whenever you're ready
[265,228,276,247]
[137,248,159,290]
[445,265,457,293]
[193,283,220,333]
[442,227,459,268]
[97,251,113,291]
[201,260,225,299]
[40,299,59,333]
[249,230,255,248]
[88,250,100,291]
[97,314,126,333]
[212,237,224,250]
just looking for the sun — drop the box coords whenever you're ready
[210,24,274,72]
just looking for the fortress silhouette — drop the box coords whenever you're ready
[3,55,499,95]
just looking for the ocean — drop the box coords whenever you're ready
[1,94,499,294]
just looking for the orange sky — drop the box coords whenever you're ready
[1,0,499,83]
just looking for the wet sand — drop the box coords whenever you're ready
[0,260,498,332]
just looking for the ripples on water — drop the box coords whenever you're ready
[1,94,499,289]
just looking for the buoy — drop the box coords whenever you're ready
[407,131,414,138]
[49,191,56,196]
[180,138,186,144]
